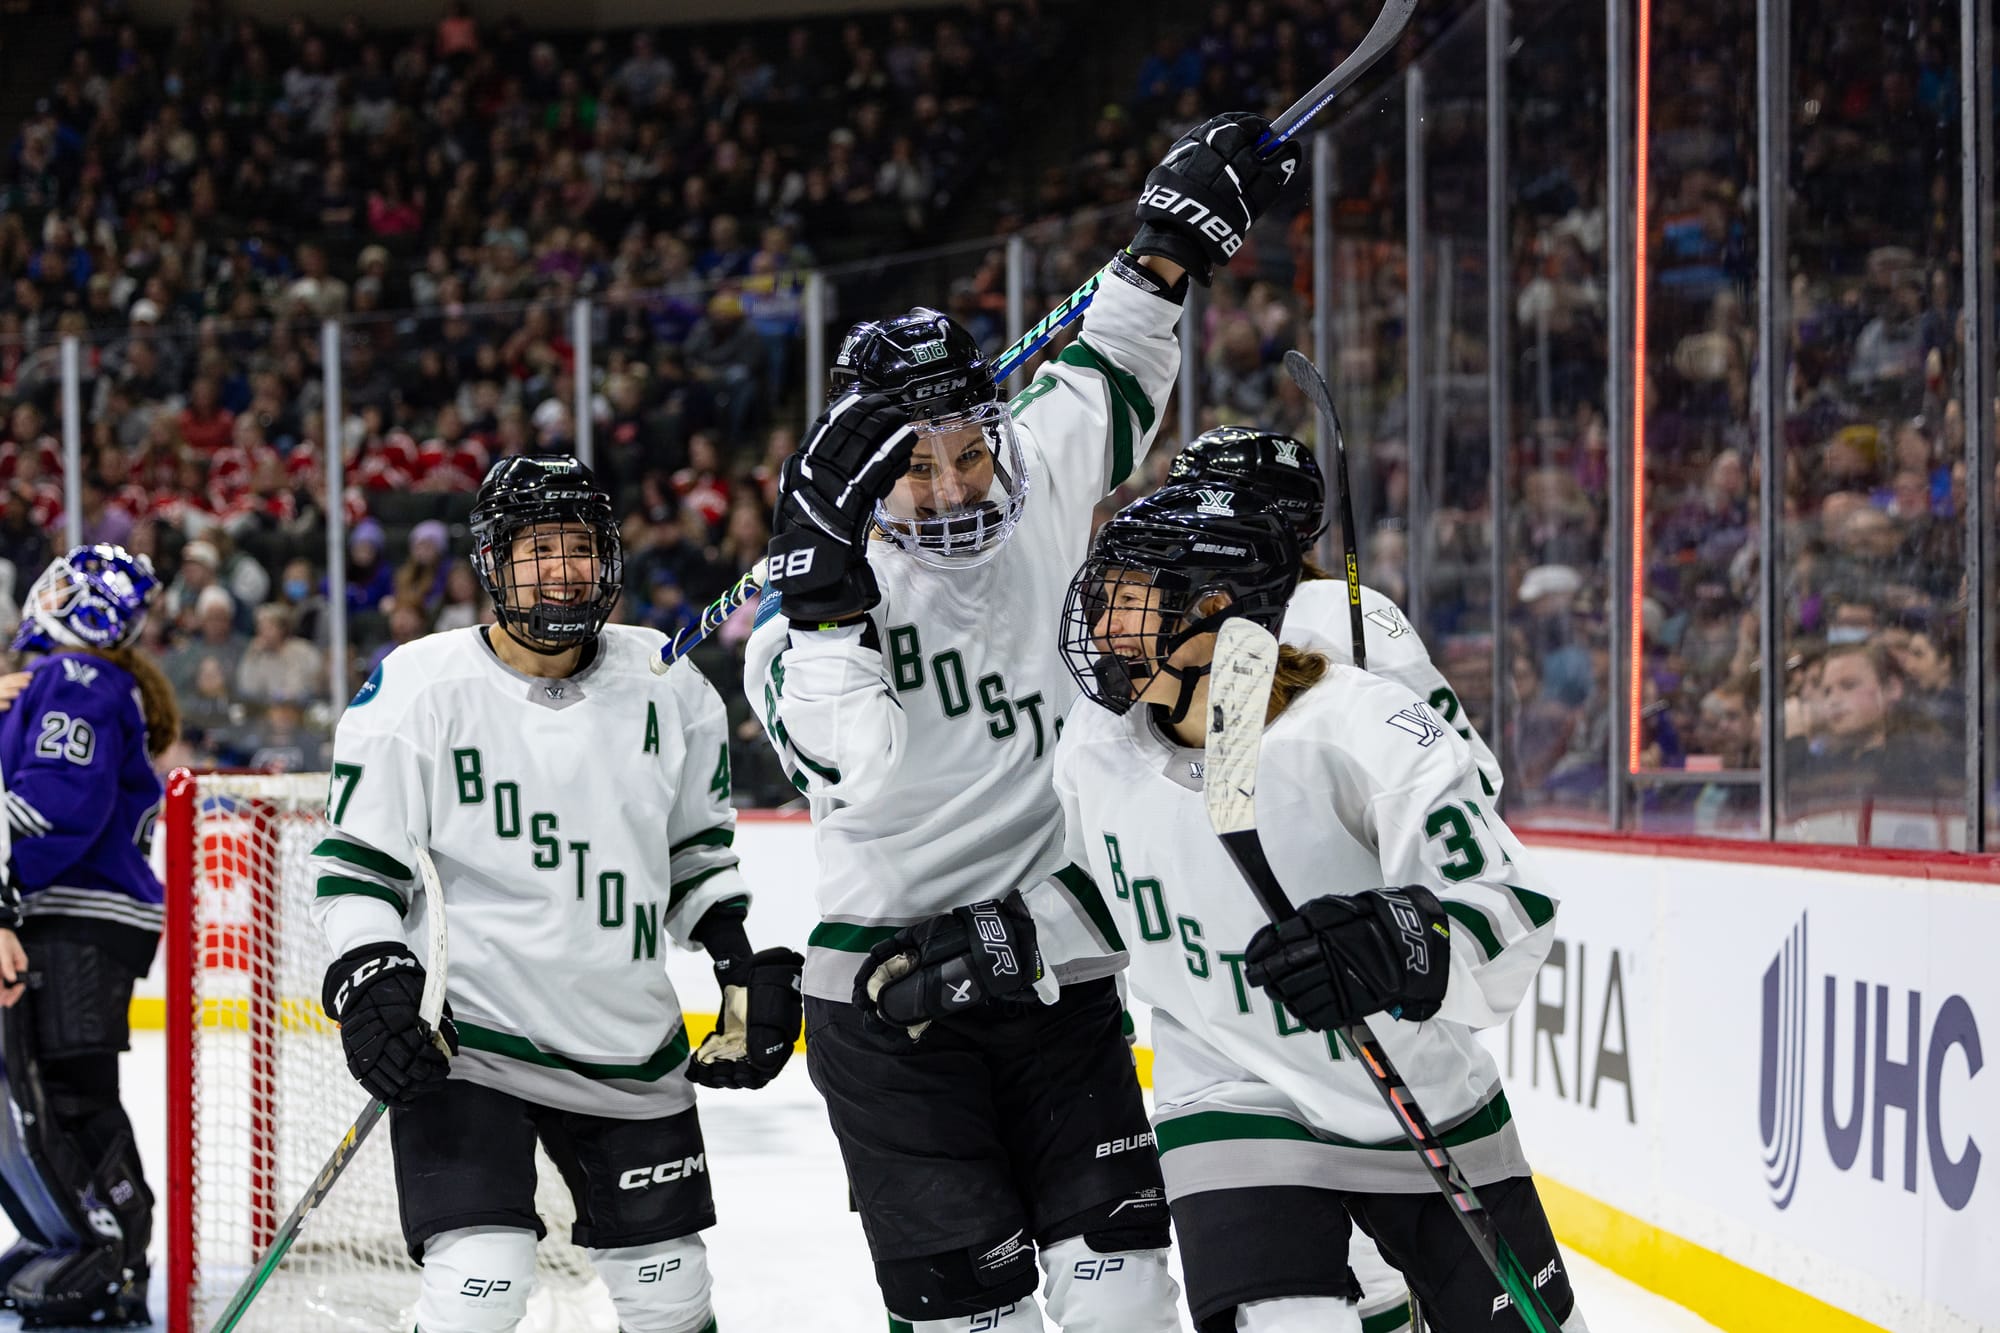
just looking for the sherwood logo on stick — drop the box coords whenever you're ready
[1757,911,1983,1212]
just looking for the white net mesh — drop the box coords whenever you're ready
[170,772,612,1331]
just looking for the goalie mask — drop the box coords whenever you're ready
[470,455,623,653]
[830,306,1028,569]
[13,543,159,655]
[1166,425,1328,545]
[1060,485,1300,723]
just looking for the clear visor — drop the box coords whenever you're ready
[874,401,1030,570]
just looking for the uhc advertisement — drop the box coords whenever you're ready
[1500,841,1998,1332]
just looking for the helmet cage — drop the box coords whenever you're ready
[873,400,1031,570]
[472,500,624,651]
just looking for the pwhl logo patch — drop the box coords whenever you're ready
[1758,912,1983,1212]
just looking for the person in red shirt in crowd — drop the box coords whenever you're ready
[671,430,729,533]
[0,404,61,487]
[415,403,489,492]
[177,376,236,453]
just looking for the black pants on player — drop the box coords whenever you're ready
[1173,1173,1578,1332]
[806,977,1169,1320]
[389,1078,715,1262]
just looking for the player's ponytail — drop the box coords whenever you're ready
[87,646,181,757]
[1299,555,1334,582]
[1266,644,1329,723]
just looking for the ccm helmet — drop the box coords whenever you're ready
[830,307,1028,569]
[470,455,622,652]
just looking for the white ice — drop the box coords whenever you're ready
[0,1033,1722,1331]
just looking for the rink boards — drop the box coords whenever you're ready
[137,813,2000,1333]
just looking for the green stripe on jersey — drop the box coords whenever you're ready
[1506,884,1556,928]
[312,836,412,882]
[668,864,734,911]
[1052,862,1126,952]
[809,921,900,953]
[454,1022,692,1082]
[314,875,408,913]
[1158,1092,1514,1155]
[1444,902,1503,962]
[1056,341,1156,487]
[669,826,735,855]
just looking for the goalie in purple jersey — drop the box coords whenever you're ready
[0,543,178,1328]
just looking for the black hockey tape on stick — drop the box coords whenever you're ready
[655,0,1422,674]
[1282,349,1368,672]
[988,0,1421,384]
[206,846,451,1333]
[1201,618,1563,1333]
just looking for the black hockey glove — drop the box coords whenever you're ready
[1131,112,1304,285]
[322,942,458,1107]
[855,891,1044,1037]
[767,390,917,625]
[1241,887,1453,1032]
[689,947,805,1090]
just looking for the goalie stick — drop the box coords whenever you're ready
[206,843,452,1333]
[1282,349,1370,672]
[1202,617,1562,1333]
[652,0,1421,676]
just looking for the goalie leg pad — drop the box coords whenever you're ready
[411,1226,538,1333]
[1038,1236,1180,1333]
[589,1233,714,1333]
[1233,1296,1364,1333]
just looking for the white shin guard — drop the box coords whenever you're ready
[413,1227,539,1333]
[1234,1295,1363,1333]
[1038,1238,1180,1333]
[589,1233,714,1333]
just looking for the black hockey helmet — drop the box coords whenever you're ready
[1166,426,1327,544]
[829,306,996,419]
[830,306,1030,570]
[470,454,623,652]
[1060,483,1302,719]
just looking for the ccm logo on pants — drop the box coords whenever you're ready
[618,1155,707,1190]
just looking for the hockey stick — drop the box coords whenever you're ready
[649,0,1420,676]
[1282,349,1369,671]
[206,845,451,1333]
[988,0,1419,385]
[1202,618,1562,1333]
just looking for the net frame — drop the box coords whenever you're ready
[163,769,604,1332]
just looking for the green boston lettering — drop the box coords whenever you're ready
[531,812,560,869]
[1178,915,1209,979]
[931,650,970,717]
[888,625,923,692]
[598,870,627,929]
[979,672,1016,741]
[493,781,522,838]
[453,748,484,804]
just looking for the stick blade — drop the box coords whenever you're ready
[1203,617,1281,838]
[1283,349,1342,434]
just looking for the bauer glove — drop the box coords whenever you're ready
[689,946,804,1090]
[1242,887,1452,1032]
[855,891,1045,1038]
[322,941,458,1106]
[767,390,917,625]
[1131,112,1304,285]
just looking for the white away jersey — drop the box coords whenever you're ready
[1052,667,1555,1190]
[1282,579,1504,798]
[310,626,747,1119]
[745,264,1182,1002]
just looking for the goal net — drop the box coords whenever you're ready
[163,770,611,1332]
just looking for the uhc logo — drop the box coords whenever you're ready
[1759,914,1809,1208]
[1757,911,1983,1212]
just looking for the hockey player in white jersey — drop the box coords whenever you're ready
[744,113,1302,1333]
[1167,424,1503,798]
[1052,486,1587,1333]
[310,456,803,1333]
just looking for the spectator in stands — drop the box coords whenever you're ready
[243,698,329,774]
[277,557,332,647]
[165,585,246,699]
[682,292,763,446]
[391,520,452,616]
[236,603,326,707]
[1788,642,1957,811]
[1687,673,1762,833]
[341,519,396,615]
[432,560,488,634]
